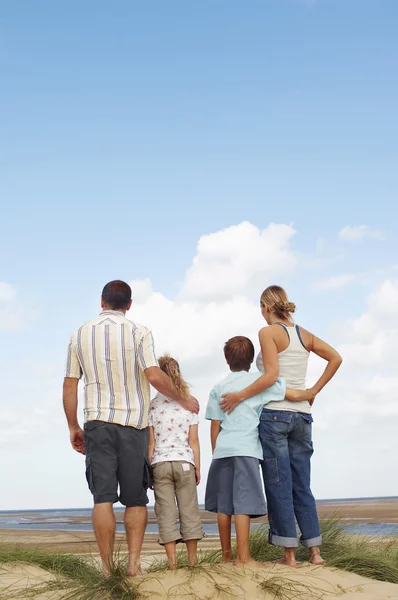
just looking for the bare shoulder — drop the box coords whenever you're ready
[259,325,280,339]
[296,325,314,351]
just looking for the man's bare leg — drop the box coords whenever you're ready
[235,514,266,568]
[124,506,147,576]
[309,546,325,564]
[92,503,116,576]
[186,539,198,566]
[217,513,233,562]
[164,541,177,570]
[275,547,297,567]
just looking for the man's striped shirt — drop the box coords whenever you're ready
[65,310,158,429]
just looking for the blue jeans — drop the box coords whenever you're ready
[259,410,322,548]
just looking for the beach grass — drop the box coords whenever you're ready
[248,516,398,584]
[1,518,398,599]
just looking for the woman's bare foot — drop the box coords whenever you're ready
[222,550,234,563]
[274,557,298,568]
[310,553,325,565]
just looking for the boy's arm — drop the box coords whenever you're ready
[188,424,201,485]
[147,426,155,462]
[210,420,221,454]
[285,388,316,402]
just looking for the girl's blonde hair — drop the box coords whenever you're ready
[260,285,296,322]
[158,354,191,401]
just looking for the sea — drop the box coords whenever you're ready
[0,497,397,537]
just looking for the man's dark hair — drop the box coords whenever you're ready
[224,336,255,372]
[101,280,132,310]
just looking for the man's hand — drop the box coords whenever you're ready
[195,468,201,486]
[219,391,242,415]
[70,426,85,454]
[185,395,200,414]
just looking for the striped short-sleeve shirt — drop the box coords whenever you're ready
[65,310,158,429]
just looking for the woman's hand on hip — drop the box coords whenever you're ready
[220,392,243,414]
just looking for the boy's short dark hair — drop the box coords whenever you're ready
[101,280,132,310]
[224,336,255,371]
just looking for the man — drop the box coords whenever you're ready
[63,280,199,577]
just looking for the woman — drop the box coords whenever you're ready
[148,355,203,569]
[220,285,342,567]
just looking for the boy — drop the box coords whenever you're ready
[205,336,313,568]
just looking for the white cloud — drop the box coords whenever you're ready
[338,225,386,242]
[1,222,398,508]
[313,273,357,291]
[179,222,297,301]
[0,282,17,302]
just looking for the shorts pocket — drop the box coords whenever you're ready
[143,458,152,490]
[85,457,96,495]
[262,457,279,484]
[260,410,293,423]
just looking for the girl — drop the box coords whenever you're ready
[148,355,203,569]
[220,285,342,567]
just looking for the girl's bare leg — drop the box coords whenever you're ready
[217,513,233,562]
[164,541,177,570]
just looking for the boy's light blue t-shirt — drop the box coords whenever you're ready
[205,372,286,460]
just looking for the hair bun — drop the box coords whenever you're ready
[285,301,296,314]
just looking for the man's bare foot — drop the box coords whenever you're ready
[222,550,234,563]
[310,553,325,565]
[274,557,298,568]
[235,559,271,569]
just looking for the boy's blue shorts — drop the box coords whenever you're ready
[205,456,267,518]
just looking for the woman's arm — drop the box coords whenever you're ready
[147,426,155,463]
[307,333,343,399]
[210,420,221,454]
[188,424,201,485]
[219,327,279,414]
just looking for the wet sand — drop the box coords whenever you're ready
[0,498,397,555]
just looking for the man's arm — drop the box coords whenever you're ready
[210,420,221,454]
[63,377,85,454]
[188,424,201,485]
[144,366,199,413]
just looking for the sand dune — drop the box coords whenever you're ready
[1,561,398,600]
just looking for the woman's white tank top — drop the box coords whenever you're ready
[256,323,311,414]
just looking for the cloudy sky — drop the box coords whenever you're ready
[1,0,397,510]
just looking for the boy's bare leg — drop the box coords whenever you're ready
[186,539,198,565]
[92,503,116,576]
[124,506,147,576]
[309,546,325,564]
[164,541,177,569]
[235,515,268,568]
[217,513,233,562]
[275,547,297,567]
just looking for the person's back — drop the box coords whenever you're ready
[66,309,155,428]
[208,371,285,460]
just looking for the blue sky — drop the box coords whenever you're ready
[1,0,397,509]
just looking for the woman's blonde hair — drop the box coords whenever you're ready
[158,354,191,401]
[260,285,296,322]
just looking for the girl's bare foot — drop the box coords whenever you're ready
[222,550,234,563]
[128,561,143,577]
[274,557,298,568]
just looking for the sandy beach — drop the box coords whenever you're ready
[1,561,398,599]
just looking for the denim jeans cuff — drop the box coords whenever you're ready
[300,535,322,548]
[269,533,299,548]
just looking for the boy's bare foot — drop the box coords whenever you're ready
[235,559,271,569]
[222,550,234,563]
[274,557,298,568]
